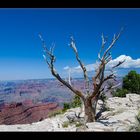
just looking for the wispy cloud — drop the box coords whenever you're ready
[64,66,70,70]
[63,55,140,74]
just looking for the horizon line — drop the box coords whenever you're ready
[0,76,123,83]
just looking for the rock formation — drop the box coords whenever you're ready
[0,101,61,125]
[0,94,140,131]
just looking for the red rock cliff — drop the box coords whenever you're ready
[0,101,61,125]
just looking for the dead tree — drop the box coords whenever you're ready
[39,28,125,122]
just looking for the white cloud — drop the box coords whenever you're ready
[87,61,100,71]
[64,66,70,70]
[63,62,99,74]
[63,55,140,74]
[107,55,140,69]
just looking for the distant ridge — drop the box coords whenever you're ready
[0,76,123,83]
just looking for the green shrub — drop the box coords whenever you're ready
[113,70,140,98]
[99,92,107,102]
[123,70,140,94]
[62,102,71,112]
[62,121,69,128]
[75,122,83,127]
[62,95,82,111]
[113,88,129,97]
[137,110,140,122]
[71,95,82,108]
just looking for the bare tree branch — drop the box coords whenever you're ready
[51,71,85,99]
[39,34,85,100]
[90,28,124,101]
[70,36,90,94]
[102,59,125,83]
[103,73,116,82]
[102,28,124,60]
[112,59,126,69]
[100,62,105,82]
[98,33,107,61]
[50,43,55,55]
[106,82,121,92]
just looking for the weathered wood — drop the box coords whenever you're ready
[39,28,125,123]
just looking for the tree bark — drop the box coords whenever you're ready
[84,98,96,122]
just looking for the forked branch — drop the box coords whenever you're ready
[102,28,124,60]
[90,28,125,100]
[70,36,90,94]
[39,34,85,100]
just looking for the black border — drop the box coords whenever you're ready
[0,0,140,139]
[0,0,140,8]
[0,131,140,139]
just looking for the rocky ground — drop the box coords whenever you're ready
[0,93,140,132]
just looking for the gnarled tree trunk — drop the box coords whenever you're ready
[84,98,96,122]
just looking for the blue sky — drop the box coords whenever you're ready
[0,8,140,81]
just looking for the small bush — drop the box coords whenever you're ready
[62,95,82,112]
[113,88,129,97]
[123,70,140,94]
[104,106,111,111]
[62,102,71,112]
[48,109,63,118]
[137,110,140,122]
[99,92,107,102]
[71,95,82,108]
[62,121,69,128]
[112,71,140,98]
[75,122,83,127]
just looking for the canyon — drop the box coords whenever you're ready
[0,78,122,125]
